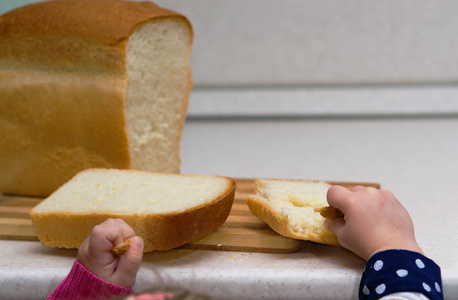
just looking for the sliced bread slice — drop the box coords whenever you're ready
[246,179,339,246]
[30,169,236,252]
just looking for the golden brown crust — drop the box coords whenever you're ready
[30,177,236,252]
[0,0,192,72]
[247,195,301,240]
[0,72,130,196]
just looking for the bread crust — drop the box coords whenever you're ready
[30,173,236,252]
[246,195,295,239]
[0,0,192,72]
[0,71,130,196]
[247,179,340,246]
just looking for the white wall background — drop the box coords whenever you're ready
[156,1,458,87]
[2,0,458,116]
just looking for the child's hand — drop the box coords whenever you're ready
[77,218,144,288]
[324,185,423,261]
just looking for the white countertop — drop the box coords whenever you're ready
[1,115,457,299]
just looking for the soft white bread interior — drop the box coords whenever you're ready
[0,0,193,197]
[30,169,236,252]
[125,18,191,172]
[246,179,339,246]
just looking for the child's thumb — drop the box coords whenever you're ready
[116,236,144,287]
[125,236,144,265]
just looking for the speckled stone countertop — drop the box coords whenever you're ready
[1,116,457,299]
[0,240,365,299]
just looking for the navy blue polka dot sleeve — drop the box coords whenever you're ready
[359,250,443,300]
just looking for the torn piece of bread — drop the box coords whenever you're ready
[0,0,193,197]
[30,169,236,252]
[112,239,132,256]
[314,206,344,219]
[247,179,339,246]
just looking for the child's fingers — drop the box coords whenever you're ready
[87,226,116,256]
[77,218,142,287]
[326,185,353,213]
[114,236,144,287]
[120,236,143,267]
[103,219,136,246]
[323,217,345,236]
[87,219,136,259]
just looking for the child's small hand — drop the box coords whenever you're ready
[77,218,144,288]
[324,185,423,261]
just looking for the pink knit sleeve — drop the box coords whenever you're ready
[47,260,134,300]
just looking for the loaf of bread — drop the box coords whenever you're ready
[30,169,236,252]
[247,179,339,246]
[0,0,193,196]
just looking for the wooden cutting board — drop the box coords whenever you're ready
[0,179,379,253]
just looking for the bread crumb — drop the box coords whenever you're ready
[111,238,132,256]
[227,254,238,261]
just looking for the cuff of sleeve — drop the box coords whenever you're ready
[47,260,134,300]
[359,250,443,300]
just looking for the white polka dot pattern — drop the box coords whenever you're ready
[423,282,432,292]
[375,283,386,294]
[359,250,443,300]
[374,260,383,271]
[416,259,425,269]
[435,282,441,293]
[396,269,408,277]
